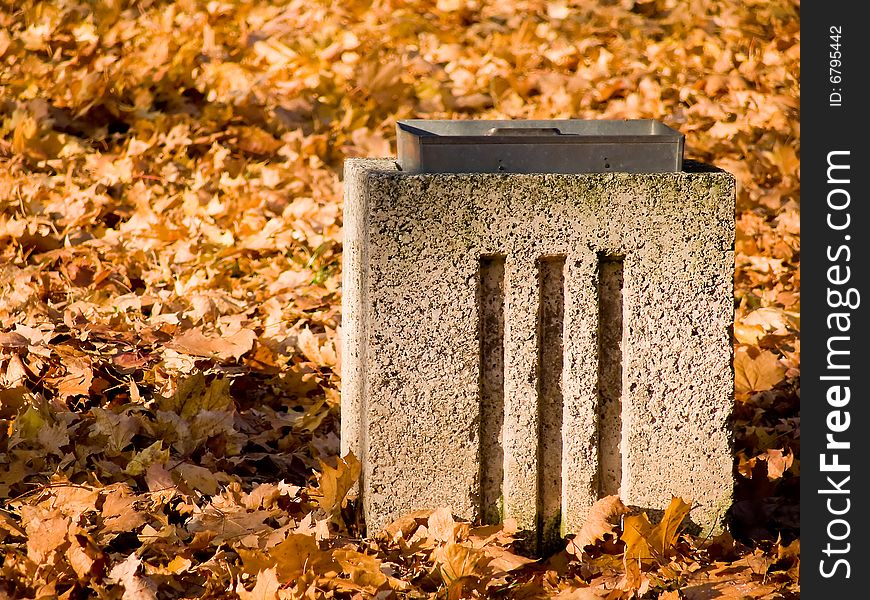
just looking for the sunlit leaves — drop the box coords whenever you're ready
[0,0,800,597]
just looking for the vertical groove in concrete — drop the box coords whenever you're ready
[537,256,566,548]
[502,254,541,535]
[597,255,624,498]
[478,255,505,524]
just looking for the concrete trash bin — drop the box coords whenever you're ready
[342,120,734,552]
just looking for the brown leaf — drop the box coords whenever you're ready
[49,484,101,521]
[480,545,537,573]
[173,463,220,495]
[552,587,608,599]
[166,328,256,361]
[92,407,140,455]
[382,508,433,541]
[66,538,100,581]
[56,357,94,400]
[332,548,409,593]
[101,484,148,533]
[0,332,29,348]
[145,461,175,493]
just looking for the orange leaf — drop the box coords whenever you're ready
[734,348,785,393]
[569,495,628,553]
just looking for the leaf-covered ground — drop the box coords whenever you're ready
[0,0,799,597]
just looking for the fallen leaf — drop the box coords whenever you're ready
[734,348,786,393]
[21,505,69,564]
[108,553,158,600]
[655,496,693,555]
[172,463,218,496]
[433,542,493,583]
[761,448,794,480]
[236,568,280,600]
[314,452,360,518]
[166,328,256,361]
[101,485,148,533]
[428,506,458,544]
[568,495,628,553]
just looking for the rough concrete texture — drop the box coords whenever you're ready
[342,159,735,546]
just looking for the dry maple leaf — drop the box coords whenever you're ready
[236,568,281,600]
[331,548,410,593]
[158,373,233,419]
[108,553,158,600]
[428,506,459,544]
[166,328,256,361]
[381,508,434,541]
[314,452,361,518]
[760,448,794,480]
[173,462,220,495]
[734,347,786,394]
[20,505,69,565]
[433,542,493,585]
[101,484,148,534]
[568,494,628,554]
[620,497,692,593]
[552,587,609,599]
[654,497,693,555]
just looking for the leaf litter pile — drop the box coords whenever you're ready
[0,0,798,598]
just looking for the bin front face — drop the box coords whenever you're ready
[342,159,734,551]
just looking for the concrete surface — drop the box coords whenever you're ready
[342,159,735,549]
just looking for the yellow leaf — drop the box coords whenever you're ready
[621,513,655,563]
[280,535,334,581]
[734,322,764,345]
[158,373,233,419]
[331,548,409,592]
[124,441,169,476]
[655,496,692,554]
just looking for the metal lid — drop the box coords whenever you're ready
[397,119,684,174]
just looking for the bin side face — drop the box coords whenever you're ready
[342,159,735,540]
